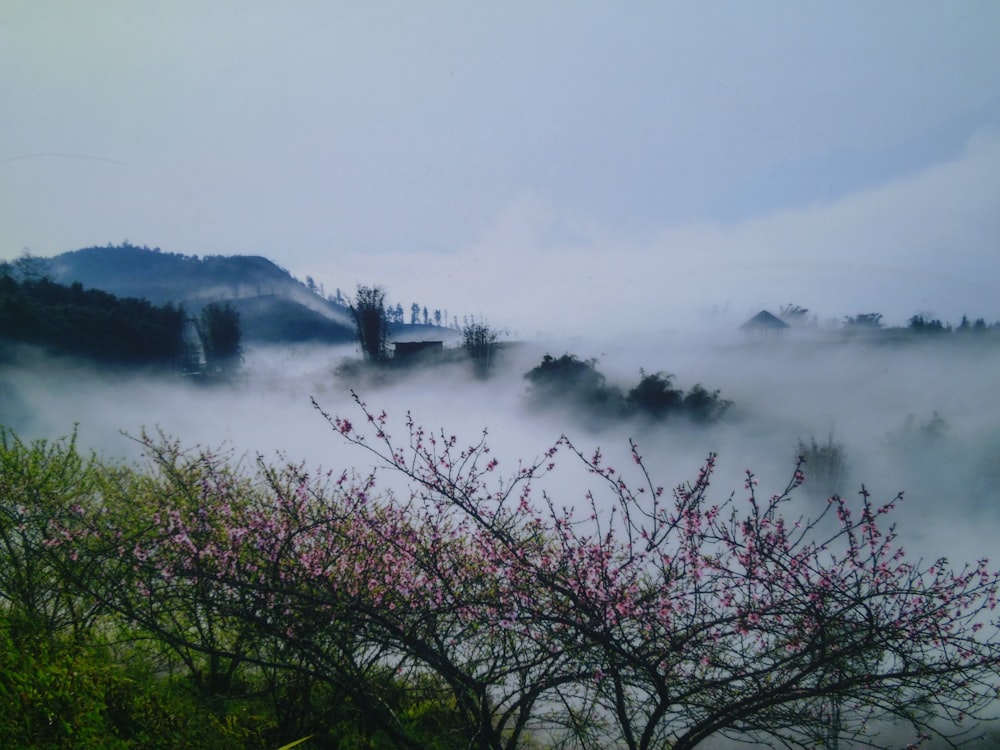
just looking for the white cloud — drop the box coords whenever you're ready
[320,131,1000,339]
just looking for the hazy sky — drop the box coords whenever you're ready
[3,2,999,337]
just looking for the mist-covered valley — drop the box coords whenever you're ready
[0,314,1000,749]
[4,324,999,565]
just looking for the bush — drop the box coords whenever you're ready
[795,433,848,499]
[525,354,626,418]
[526,357,732,425]
[625,370,683,418]
[462,320,501,379]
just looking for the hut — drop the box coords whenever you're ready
[740,310,790,336]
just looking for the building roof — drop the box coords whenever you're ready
[740,310,790,331]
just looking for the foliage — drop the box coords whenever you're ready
[0,427,105,639]
[908,315,950,334]
[778,303,810,325]
[199,301,244,374]
[843,313,884,329]
[526,356,731,425]
[680,383,732,423]
[0,275,187,367]
[525,354,626,419]
[7,407,999,749]
[795,433,849,500]
[2,251,52,282]
[838,312,1000,341]
[0,619,269,750]
[462,320,502,379]
[627,373,732,424]
[350,285,391,363]
[0,618,126,750]
[0,430,277,748]
[314,397,1000,749]
[625,369,683,418]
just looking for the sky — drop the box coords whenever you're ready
[2,1,999,338]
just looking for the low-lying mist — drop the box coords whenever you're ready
[3,328,999,565]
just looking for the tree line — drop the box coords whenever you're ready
[778,304,1000,335]
[1,400,998,749]
[328,286,461,330]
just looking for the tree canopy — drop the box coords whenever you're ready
[7,398,996,749]
[0,274,186,367]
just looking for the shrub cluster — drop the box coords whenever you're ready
[525,354,732,424]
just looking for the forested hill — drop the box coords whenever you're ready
[47,244,355,344]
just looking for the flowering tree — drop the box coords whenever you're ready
[55,430,482,747]
[318,394,1000,749]
[0,428,105,640]
[47,397,1000,749]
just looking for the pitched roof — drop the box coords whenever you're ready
[740,310,790,330]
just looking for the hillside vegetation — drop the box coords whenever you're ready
[0,274,187,368]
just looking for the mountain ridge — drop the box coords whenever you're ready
[45,244,359,344]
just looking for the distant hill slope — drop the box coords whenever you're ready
[47,244,356,343]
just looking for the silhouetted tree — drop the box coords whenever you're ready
[8,252,50,283]
[626,372,731,423]
[843,313,883,329]
[198,302,242,373]
[779,303,810,325]
[462,320,501,379]
[626,370,683,419]
[908,314,949,334]
[410,303,420,325]
[525,354,626,418]
[681,384,732,423]
[350,285,390,363]
[796,433,848,500]
[526,356,732,426]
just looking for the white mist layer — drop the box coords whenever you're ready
[4,331,998,567]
